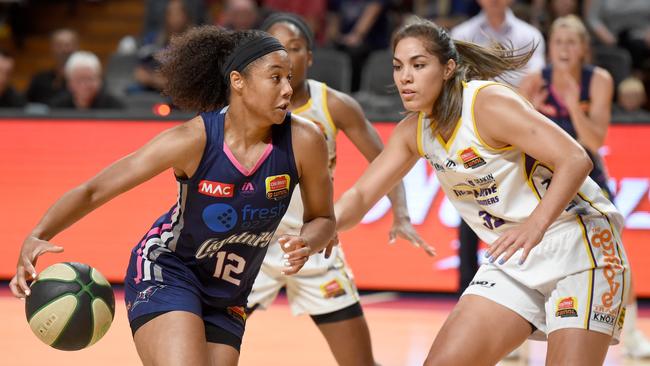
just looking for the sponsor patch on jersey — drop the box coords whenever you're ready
[265,174,290,200]
[458,147,486,169]
[202,203,238,233]
[198,180,234,198]
[320,279,346,299]
[555,297,578,318]
[240,181,256,197]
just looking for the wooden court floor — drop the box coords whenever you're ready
[2,289,649,366]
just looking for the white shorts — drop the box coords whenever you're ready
[247,241,360,316]
[463,215,630,344]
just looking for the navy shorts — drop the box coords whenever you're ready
[124,267,247,350]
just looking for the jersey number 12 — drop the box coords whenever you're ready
[214,252,245,286]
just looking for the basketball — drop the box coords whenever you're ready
[25,262,115,351]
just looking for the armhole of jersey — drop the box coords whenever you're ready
[471,82,516,152]
[176,113,212,184]
[416,112,425,157]
[321,82,338,135]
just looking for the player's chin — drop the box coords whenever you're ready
[271,108,288,123]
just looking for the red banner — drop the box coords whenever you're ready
[1,120,649,295]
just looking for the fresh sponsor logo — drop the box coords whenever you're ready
[202,203,238,233]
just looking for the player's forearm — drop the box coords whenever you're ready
[30,185,101,241]
[567,104,606,154]
[527,151,592,231]
[386,182,410,221]
[300,216,336,253]
[334,187,370,231]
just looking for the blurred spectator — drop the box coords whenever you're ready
[0,50,26,108]
[142,0,208,36]
[218,0,261,31]
[411,0,479,29]
[50,51,124,110]
[131,0,194,93]
[327,0,390,92]
[613,77,650,120]
[26,29,79,105]
[451,0,546,87]
[261,0,327,44]
[586,0,650,71]
[530,0,581,38]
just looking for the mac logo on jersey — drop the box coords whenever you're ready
[202,203,238,232]
[199,180,234,198]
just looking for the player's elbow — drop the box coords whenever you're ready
[573,147,594,177]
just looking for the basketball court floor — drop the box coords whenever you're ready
[2,288,649,366]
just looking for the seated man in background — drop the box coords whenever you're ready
[50,51,124,110]
[0,50,26,108]
[26,29,79,105]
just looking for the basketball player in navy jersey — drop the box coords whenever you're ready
[10,27,336,366]
[246,13,434,366]
[520,15,650,358]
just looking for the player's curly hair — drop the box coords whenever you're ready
[156,26,265,112]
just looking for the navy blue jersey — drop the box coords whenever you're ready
[127,108,298,308]
[540,65,613,198]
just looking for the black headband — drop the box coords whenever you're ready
[223,35,286,80]
[260,13,315,50]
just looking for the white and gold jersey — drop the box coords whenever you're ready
[279,80,338,234]
[417,80,624,245]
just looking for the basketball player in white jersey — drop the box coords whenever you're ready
[246,13,434,366]
[333,18,630,365]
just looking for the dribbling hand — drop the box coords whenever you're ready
[278,235,310,275]
[9,236,64,299]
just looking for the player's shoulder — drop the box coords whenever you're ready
[291,113,323,138]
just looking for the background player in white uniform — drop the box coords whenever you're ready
[247,13,434,366]
[333,18,630,365]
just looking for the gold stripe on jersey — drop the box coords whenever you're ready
[416,112,425,157]
[576,215,597,329]
[293,98,313,115]
[436,117,462,152]
[321,84,338,134]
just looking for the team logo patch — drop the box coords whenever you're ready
[458,147,486,169]
[240,181,256,197]
[555,297,578,318]
[198,180,234,198]
[130,284,166,311]
[202,203,238,232]
[320,279,346,299]
[265,174,290,201]
[227,306,248,324]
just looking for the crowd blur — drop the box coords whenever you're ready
[0,0,647,118]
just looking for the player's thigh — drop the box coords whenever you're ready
[424,294,533,366]
[134,311,210,366]
[207,342,240,366]
[546,328,611,366]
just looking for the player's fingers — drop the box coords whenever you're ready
[284,246,310,261]
[485,235,505,259]
[42,245,64,254]
[281,258,308,275]
[421,243,437,257]
[488,235,513,263]
[519,242,535,265]
[497,239,524,265]
[16,271,31,297]
[9,276,25,298]
[324,243,334,258]
[388,230,397,245]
